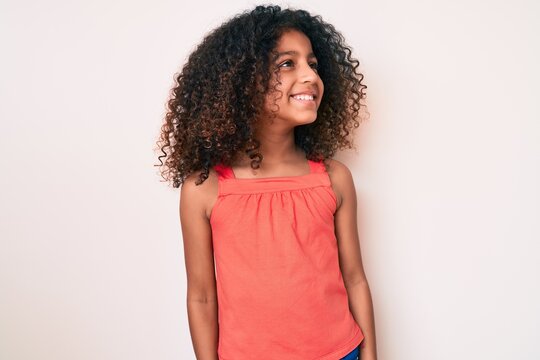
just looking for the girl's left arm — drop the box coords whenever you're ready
[328,159,378,360]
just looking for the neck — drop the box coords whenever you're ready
[237,127,305,166]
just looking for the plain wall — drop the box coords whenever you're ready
[1,0,539,359]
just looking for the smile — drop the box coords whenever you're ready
[290,95,316,107]
[291,94,315,101]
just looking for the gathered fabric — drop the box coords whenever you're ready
[210,159,364,360]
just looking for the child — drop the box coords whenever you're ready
[155,4,376,360]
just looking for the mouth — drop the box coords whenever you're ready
[289,94,317,104]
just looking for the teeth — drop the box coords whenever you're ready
[292,94,314,101]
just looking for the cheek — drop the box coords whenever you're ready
[263,92,283,113]
[265,89,287,106]
[318,77,324,92]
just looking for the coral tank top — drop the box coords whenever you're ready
[210,159,364,360]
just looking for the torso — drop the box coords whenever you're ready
[206,157,362,358]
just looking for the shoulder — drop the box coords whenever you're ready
[180,167,219,221]
[324,158,356,210]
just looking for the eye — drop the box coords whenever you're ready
[278,59,319,72]
[278,60,293,68]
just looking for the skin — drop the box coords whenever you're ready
[180,29,378,360]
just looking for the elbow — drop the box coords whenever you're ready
[187,286,218,304]
[343,275,369,289]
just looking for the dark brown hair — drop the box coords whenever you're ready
[155,4,369,187]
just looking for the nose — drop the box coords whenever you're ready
[298,60,318,83]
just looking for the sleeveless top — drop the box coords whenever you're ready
[210,159,364,360]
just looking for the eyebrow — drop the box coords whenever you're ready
[272,50,317,60]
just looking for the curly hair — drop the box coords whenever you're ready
[154,4,369,187]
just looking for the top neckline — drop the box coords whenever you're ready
[213,159,333,196]
[216,159,320,181]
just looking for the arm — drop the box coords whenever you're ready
[328,159,378,360]
[180,173,219,360]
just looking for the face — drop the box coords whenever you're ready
[261,29,324,129]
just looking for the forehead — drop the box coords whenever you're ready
[273,29,315,58]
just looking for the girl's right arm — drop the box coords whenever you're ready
[180,174,219,360]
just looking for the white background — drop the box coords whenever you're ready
[1,0,539,359]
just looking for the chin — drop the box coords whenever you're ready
[292,115,318,126]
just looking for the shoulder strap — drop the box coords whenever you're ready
[214,163,235,180]
[308,159,327,174]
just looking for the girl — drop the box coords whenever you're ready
[156,5,376,360]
